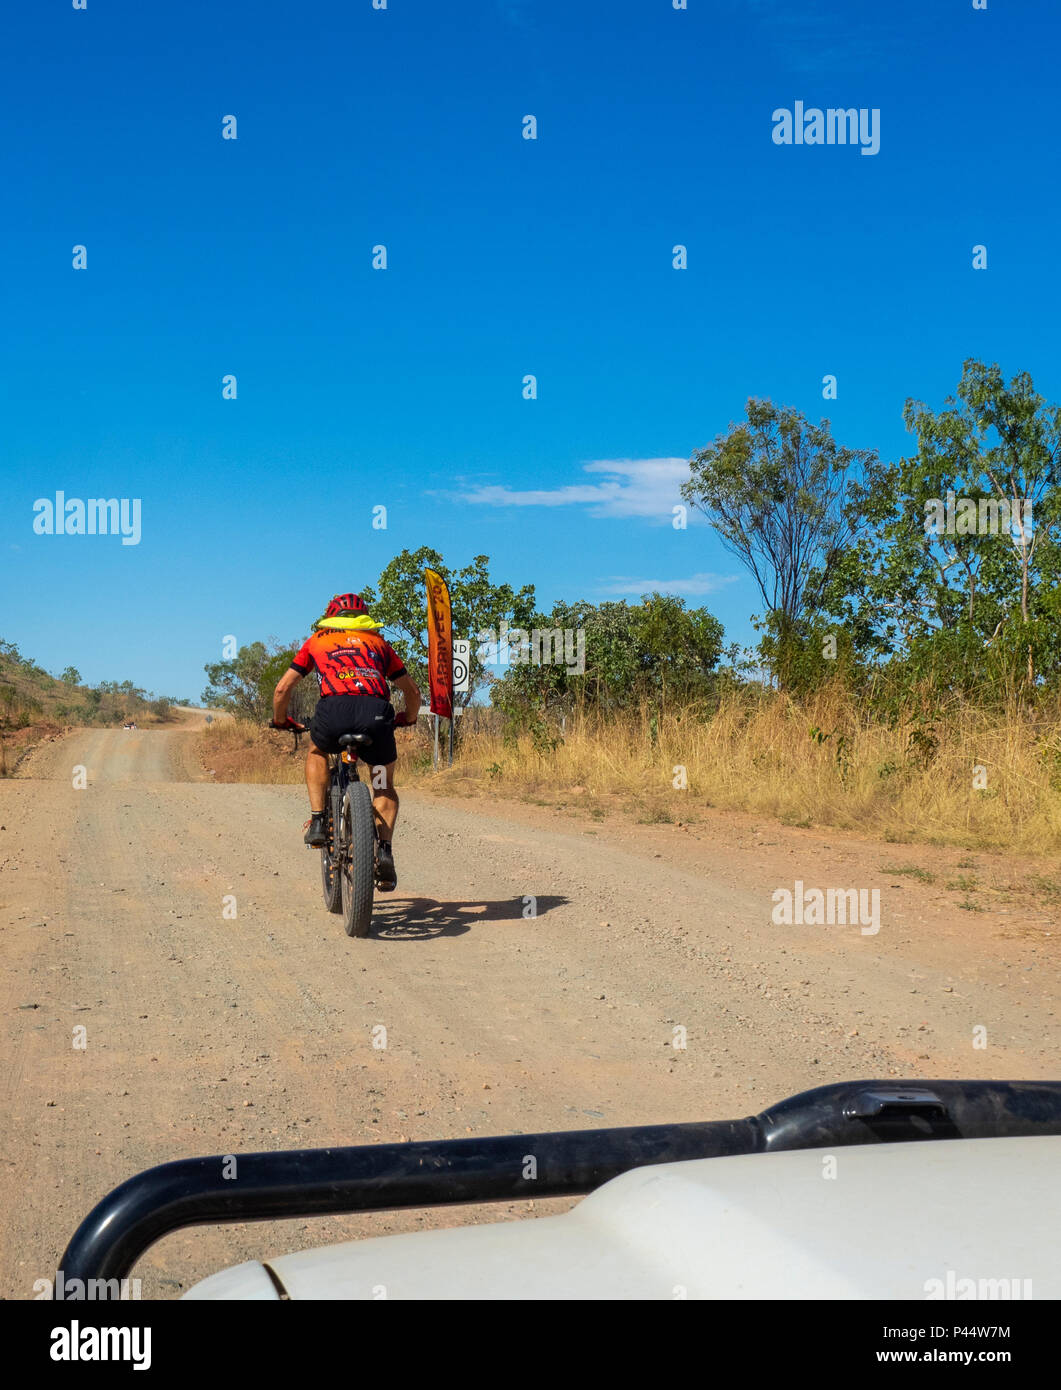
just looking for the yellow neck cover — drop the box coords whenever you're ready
[314,614,385,633]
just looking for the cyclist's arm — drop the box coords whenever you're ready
[392,673,421,725]
[272,666,303,726]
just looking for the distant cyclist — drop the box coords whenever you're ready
[271,592,421,890]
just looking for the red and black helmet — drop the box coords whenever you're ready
[324,592,368,618]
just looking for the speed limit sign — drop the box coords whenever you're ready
[452,640,471,694]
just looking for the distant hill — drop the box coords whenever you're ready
[0,638,191,775]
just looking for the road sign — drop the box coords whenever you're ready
[452,640,471,694]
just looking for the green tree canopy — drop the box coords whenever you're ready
[490,594,727,720]
[682,399,884,686]
[820,360,1061,695]
[202,641,313,722]
[361,547,536,706]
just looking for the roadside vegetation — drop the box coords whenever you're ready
[0,639,188,776]
[199,360,1061,854]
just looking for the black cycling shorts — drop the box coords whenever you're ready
[310,695,398,764]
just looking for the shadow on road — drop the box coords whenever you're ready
[372,894,569,941]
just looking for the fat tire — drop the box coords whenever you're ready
[341,780,375,938]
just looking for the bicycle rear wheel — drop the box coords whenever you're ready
[340,780,375,938]
[320,780,343,914]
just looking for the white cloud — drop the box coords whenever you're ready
[460,457,693,522]
[599,572,740,597]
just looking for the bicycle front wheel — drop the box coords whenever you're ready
[340,780,375,938]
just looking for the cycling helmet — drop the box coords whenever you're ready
[324,593,368,618]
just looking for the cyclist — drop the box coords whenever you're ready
[271,592,421,890]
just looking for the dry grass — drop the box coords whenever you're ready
[432,686,1061,855]
[196,718,435,785]
[197,721,307,784]
[0,722,65,779]
[196,689,1061,855]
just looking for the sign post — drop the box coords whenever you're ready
[452,640,470,695]
[450,639,470,767]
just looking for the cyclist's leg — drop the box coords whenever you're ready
[368,760,398,842]
[305,741,330,814]
[301,742,331,846]
[368,760,399,889]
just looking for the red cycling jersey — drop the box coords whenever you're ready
[290,630,407,699]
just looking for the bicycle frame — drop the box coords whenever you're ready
[320,751,354,865]
[332,746,362,790]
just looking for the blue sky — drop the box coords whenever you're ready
[3,0,1058,700]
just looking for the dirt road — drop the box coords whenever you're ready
[1,721,1057,1298]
